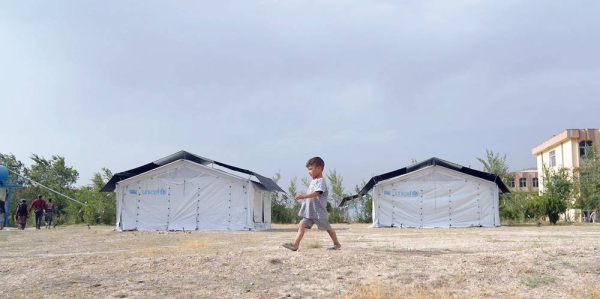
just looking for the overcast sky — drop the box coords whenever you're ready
[1,1,599,192]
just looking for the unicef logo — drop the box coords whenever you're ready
[395,190,419,197]
[141,188,168,196]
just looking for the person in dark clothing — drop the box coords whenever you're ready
[0,197,6,230]
[15,199,28,230]
[45,198,55,229]
[29,195,47,230]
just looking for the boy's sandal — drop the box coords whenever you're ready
[282,243,298,251]
[327,246,341,250]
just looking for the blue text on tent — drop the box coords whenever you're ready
[141,188,168,196]
[395,190,419,197]
[383,190,419,196]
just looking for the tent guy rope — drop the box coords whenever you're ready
[6,168,86,206]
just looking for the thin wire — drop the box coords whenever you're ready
[6,168,86,206]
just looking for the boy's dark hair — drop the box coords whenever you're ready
[306,157,325,168]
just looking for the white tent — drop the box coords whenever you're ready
[102,151,283,231]
[341,158,509,228]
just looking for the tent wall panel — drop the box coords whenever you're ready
[252,187,263,223]
[262,190,271,224]
[166,178,199,231]
[372,166,501,228]
[196,176,231,230]
[394,196,423,227]
[249,183,272,230]
[115,160,274,231]
[228,182,248,230]
[137,177,171,230]
[118,184,138,230]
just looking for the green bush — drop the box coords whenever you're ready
[542,195,566,224]
[327,202,348,223]
[271,199,295,223]
[500,204,522,222]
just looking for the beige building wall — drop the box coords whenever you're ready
[507,169,539,192]
[532,129,600,193]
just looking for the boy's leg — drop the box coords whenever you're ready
[326,229,341,248]
[314,218,341,249]
[292,224,307,248]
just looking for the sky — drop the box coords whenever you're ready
[1,1,599,193]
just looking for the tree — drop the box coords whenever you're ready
[79,168,116,225]
[270,171,289,223]
[287,177,302,223]
[19,155,81,225]
[2,152,119,226]
[354,180,372,223]
[478,150,514,222]
[574,145,600,218]
[301,177,310,189]
[477,149,509,181]
[0,153,89,225]
[541,166,572,224]
[327,169,347,223]
[0,153,27,185]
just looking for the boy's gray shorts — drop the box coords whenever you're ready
[300,218,332,230]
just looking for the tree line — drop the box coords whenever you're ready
[479,147,600,224]
[0,153,115,227]
[4,147,598,228]
[0,152,372,227]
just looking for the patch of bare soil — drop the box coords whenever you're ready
[1,223,600,299]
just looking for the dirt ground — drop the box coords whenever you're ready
[1,223,599,299]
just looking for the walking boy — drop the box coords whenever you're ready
[282,157,341,251]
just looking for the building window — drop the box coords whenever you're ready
[519,178,527,188]
[549,150,556,167]
[508,178,515,188]
[580,140,593,157]
[532,178,538,188]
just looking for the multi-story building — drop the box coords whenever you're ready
[507,168,539,193]
[531,128,600,192]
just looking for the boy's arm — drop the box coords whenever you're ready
[295,191,323,201]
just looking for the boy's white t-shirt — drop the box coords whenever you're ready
[298,177,329,220]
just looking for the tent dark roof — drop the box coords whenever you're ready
[339,157,510,207]
[100,150,284,193]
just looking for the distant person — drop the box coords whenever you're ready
[29,195,47,230]
[0,197,5,230]
[282,157,341,251]
[45,198,55,229]
[15,199,28,230]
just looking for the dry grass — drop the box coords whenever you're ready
[305,227,321,249]
[1,223,600,298]
[344,279,459,299]
[569,280,600,298]
[175,239,216,251]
